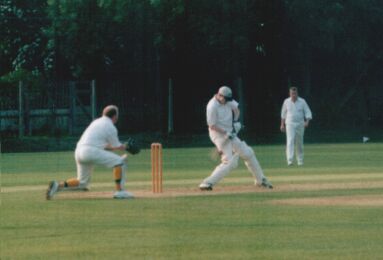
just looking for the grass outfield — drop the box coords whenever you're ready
[1,143,383,259]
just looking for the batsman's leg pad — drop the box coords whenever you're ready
[228,153,239,170]
[234,141,264,182]
[235,141,254,160]
[244,156,264,183]
[203,153,239,185]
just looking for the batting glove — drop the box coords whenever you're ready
[233,122,242,134]
[225,131,236,140]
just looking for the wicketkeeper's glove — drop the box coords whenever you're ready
[124,138,141,155]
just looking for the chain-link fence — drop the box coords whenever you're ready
[0,80,96,138]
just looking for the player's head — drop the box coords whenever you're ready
[217,86,233,103]
[103,105,119,123]
[289,86,298,101]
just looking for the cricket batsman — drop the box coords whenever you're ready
[46,105,140,200]
[199,86,273,190]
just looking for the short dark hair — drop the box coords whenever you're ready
[289,86,298,92]
[102,105,118,118]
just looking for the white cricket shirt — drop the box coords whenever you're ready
[206,96,239,133]
[281,97,312,124]
[77,116,122,149]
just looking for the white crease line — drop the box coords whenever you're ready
[2,173,383,193]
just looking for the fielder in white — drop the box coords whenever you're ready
[46,105,134,199]
[199,86,273,191]
[280,87,312,166]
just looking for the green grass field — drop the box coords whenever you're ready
[1,143,383,259]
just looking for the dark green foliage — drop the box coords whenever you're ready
[1,0,382,134]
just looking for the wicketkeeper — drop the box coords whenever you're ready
[46,105,140,200]
[199,86,273,190]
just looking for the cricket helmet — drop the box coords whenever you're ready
[218,86,233,101]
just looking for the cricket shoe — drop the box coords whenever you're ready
[257,177,273,189]
[46,180,59,200]
[199,183,213,191]
[113,190,134,199]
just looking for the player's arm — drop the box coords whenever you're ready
[229,100,240,121]
[208,124,226,134]
[105,144,126,151]
[209,124,235,140]
[207,105,229,135]
[230,101,242,134]
[233,107,240,121]
[105,125,125,151]
[280,118,286,132]
[303,100,312,128]
[280,101,287,132]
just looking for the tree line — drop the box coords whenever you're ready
[1,0,382,136]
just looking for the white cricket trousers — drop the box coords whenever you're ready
[75,145,126,188]
[202,132,265,186]
[285,123,305,165]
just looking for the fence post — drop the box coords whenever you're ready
[91,80,97,120]
[25,85,31,136]
[18,81,24,138]
[168,78,174,134]
[68,81,76,135]
[46,81,57,137]
[236,77,245,125]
